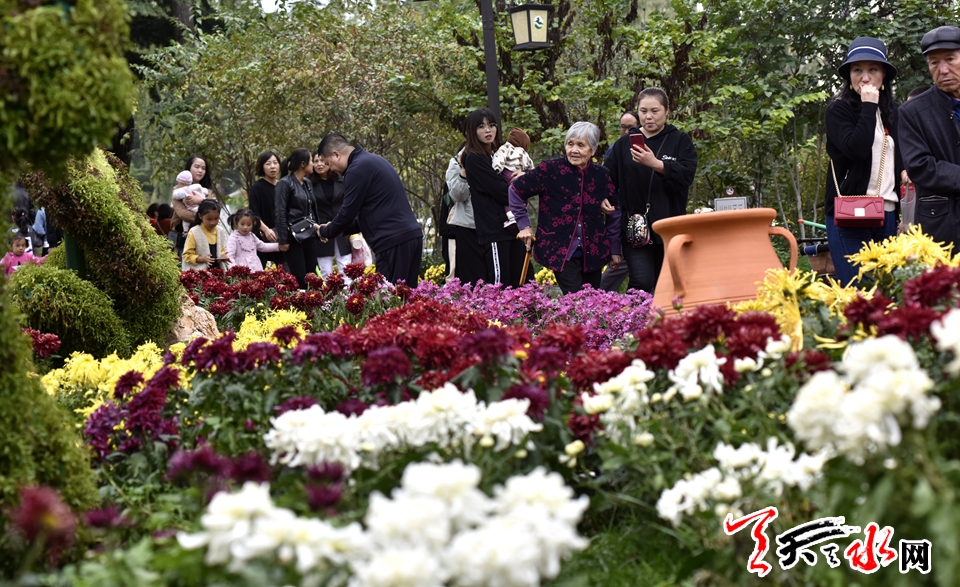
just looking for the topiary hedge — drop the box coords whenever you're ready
[44,243,66,269]
[0,275,98,573]
[9,264,132,359]
[0,0,134,179]
[21,148,184,348]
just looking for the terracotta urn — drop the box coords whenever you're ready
[651,208,797,314]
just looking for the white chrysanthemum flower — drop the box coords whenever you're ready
[580,392,614,414]
[407,384,480,449]
[931,308,960,375]
[444,517,544,587]
[633,431,655,447]
[668,344,727,397]
[264,405,326,466]
[503,504,590,579]
[655,467,722,526]
[493,467,589,526]
[712,476,743,502]
[349,546,447,587]
[365,492,451,552]
[761,334,792,359]
[713,441,764,474]
[400,461,491,529]
[786,370,847,451]
[469,399,543,451]
[734,356,761,373]
[841,335,920,383]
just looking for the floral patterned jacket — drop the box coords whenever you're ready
[509,157,621,273]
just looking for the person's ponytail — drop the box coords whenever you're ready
[282,148,312,177]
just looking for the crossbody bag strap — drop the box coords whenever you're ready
[831,134,887,199]
[640,136,668,214]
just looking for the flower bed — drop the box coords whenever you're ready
[9,229,960,586]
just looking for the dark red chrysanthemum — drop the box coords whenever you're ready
[180,270,203,290]
[34,332,62,357]
[902,265,960,307]
[460,328,512,364]
[113,370,145,401]
[307,483,344,510]
[275,396,319,415]
[414,325,462,369]
[679,304,736,347]
[335,398,369,417]
[344,262,366,280]
[785,349,833,374]
[181,337,209,366]
[632,326,687,372]
[188,292,201,305]
[308,461,346,483]
[229,451,272,484]
[324,272,346,295]
[237,342,282,371]
[362,346,412,386]
[523,346,568,376]
[503,384,550,421]
[291,332,351,364]
[345,293,367,315]
[567,349,633,392]
[394,283,412,301]
[305,272,325,290]
[876,303,941,341]
[238,279,266,300]
[226,265,253,278]
[355,274,379,296]
[568,402,602,444]
[10,486,77,555]
[535,324,585,355]
[726,313,782,359]
[208,300,233,317]
[272,326,302,345]
[193,333,240,372]
[83,402,122,459]
[167,444,231,481]
[146,366,182,393]
[270,295,292,310]
[844,292,894,328]
[83,505,132,529]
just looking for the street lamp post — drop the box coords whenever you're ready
[479,0,502,123]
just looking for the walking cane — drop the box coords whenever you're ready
[518,234,535,283]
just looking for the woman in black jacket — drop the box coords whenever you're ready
[248,151,284,270]
[606,88,698,294]
[275,148,321,288]
[310,151,353,280]
[461,108,528,287]
[824,37,902,286]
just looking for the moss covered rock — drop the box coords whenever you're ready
[9,264,132,358]
[21,149,184,348]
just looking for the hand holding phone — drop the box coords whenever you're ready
[630,132,646,150]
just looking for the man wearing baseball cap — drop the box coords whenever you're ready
[898,26,960,250]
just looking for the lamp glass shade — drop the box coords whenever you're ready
[509,4,552,51]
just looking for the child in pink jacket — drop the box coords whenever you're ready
[226,209,280,272]
[2,234,45,276]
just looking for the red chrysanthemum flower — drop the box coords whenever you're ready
[272,326,302,345]
[459,327,512,364]
[113,370,145,401]
[307,483,344,510]
[844,292,895,328]
[345,293,367,315]
[902,265,960,308]
[193,333,240,372]
[567,349,633,392]
[876,303,941,341]
[291,332,351,364]
[180,270,203,290]
[83,505,131,529]
[355,274,379,296]
[414,325,463,369]
[34,332,62,357]
[344,262,366,280]
[208,300,233,317]
[237,342,282,371]
[228,451,272,484]
[10,486,77,553]
[181,337,209,366]
[324,272,346,295]
[679,304,736,347]
[632,326,687,371]
[535,324,586,355]
[83,402,122,459]
[361,346,412,386]
[305,272,325,290]
[275,396,318,415]
[335,398,370,417]
[238,279,266,300]
[394,283,412,301]
[167,444,231,482]
[226,265,253,279]
[523,346,568,376]
[188,292,201,305]
[270,295,292,310]
[308,462,346,483]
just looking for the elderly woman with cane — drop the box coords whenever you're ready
[509,122,622,294]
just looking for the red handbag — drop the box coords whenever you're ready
[830,133,887,228]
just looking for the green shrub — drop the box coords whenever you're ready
[44,243,66,269]
[0,275,98,573]
[9,264,132,358]
[21,149,184,348]
[0,0,133,179]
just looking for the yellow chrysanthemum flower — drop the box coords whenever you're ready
[62,352,106,388]
[424,264,446,285]
[536,267,556,286]
[234,308,309,349]
[848,225,960,281]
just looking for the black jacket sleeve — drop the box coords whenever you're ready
[827,101,879,162]
[463,152,510,207]
[274,177,292,245]
[899,98,960,194]
[661,132,698,196]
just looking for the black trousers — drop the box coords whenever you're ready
[622,242,664,294]
[377,237,423,286]
[555,257,602,294]
[486,238,530,288]
[286,238,320,289]
[450,225,490,286]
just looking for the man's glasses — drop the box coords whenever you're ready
[619,124,634,131]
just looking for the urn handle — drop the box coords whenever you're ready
[666,233,694,299]
[767,227,798,271]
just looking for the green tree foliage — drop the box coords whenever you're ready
[0,0,134,180]
[20,149,184,351]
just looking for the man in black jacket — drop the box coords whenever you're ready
[899,26,960,251]
[317,133,423,286]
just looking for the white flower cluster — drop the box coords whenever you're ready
[176,482,369,573]
[178,462,589,587]
[931,308,960,375]
[666,344,727,402]
[786,335,940,463]
[656,438,830,526]
[264,383,543,471]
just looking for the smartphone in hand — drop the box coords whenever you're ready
[630,132,646,150]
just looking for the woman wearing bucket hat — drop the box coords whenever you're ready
[824,37,904,286]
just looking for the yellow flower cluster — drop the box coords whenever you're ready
[424,264,447,285]
[233,308,309,349]
[536,267,556,286]
[848,225,960,281]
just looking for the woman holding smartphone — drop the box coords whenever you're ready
[605,87,698,295]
